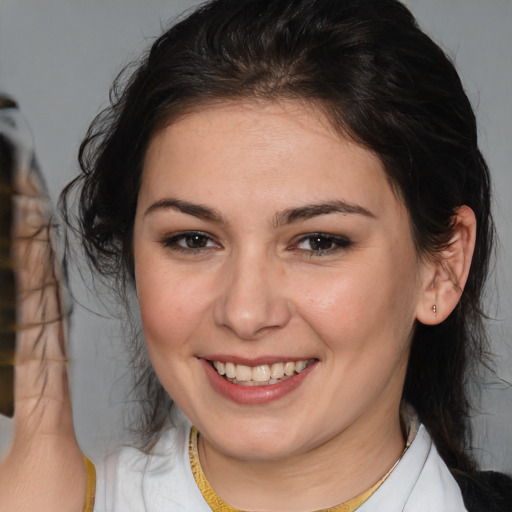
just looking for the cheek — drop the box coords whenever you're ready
[296,255,419,358]
[135,262,207,354]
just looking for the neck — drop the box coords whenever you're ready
[198,404,405,512]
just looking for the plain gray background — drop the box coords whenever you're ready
[1,0,511,472]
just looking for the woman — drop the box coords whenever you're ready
[1,0,510,510]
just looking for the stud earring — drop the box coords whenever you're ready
[432,304,437,316]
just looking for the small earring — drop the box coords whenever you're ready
[432,304,437,316]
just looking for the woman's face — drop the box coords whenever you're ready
[133,100,430,462]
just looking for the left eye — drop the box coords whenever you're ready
[295,233,351,254]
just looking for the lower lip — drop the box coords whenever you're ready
[201,359,317,404]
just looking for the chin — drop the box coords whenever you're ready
[205,419,315,462]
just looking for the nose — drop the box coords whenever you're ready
[213,250,292,340]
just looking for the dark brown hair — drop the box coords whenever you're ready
[62,0,494,473]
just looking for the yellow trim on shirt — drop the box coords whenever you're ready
[83,455,96,512]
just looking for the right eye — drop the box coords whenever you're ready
[160,231,220,252]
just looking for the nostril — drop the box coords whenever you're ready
[213,292,292,341]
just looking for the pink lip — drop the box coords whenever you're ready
[200,358,318,405]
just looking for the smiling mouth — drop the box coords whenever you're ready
[209,359,316,386]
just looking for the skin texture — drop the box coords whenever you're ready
[133,100,475,511]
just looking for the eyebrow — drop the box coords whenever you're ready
[273,200,375,227]
[144,197,227,224]
[144,197,375,226]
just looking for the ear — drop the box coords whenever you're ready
[416,206,477,325]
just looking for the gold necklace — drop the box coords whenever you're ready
[188,427,396,512]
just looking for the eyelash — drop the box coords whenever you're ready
[160,230,352,257]
[160,231,221,253]
[292,233,352,256]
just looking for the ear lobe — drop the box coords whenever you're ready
[416,205,477,325]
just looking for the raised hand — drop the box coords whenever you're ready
[0,103,86,512]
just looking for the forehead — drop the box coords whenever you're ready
[140,100,401,221]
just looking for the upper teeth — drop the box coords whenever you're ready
[212,360,310,383]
